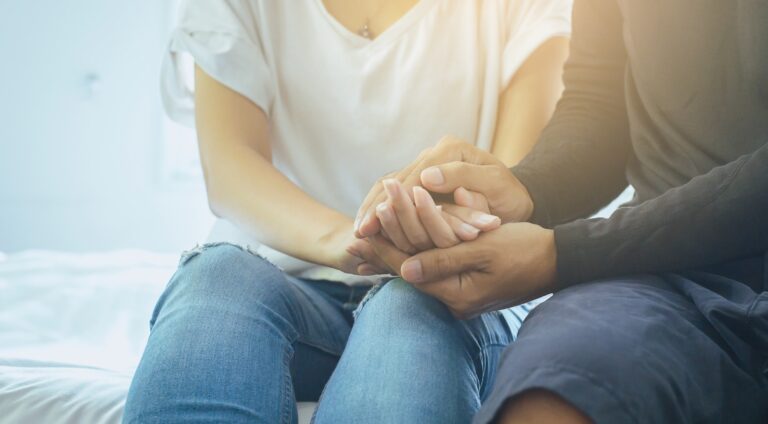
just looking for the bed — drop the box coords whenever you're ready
[0,249,316,423]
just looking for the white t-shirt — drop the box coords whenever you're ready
[162,0,572,285]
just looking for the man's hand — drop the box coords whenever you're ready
[370,223,558,319]
[355,137,534,238]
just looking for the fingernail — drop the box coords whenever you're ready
[358,212,373,236]
[383,179,398,198]
[376,202,390,218]
[421,167,445,186]
[402,260,423,283]
[460,223,479,236]
[412,186,430,205]
[473,213,500,227]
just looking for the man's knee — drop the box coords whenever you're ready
[496,390,592,424]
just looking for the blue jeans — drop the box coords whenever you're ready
[123,243,533,423]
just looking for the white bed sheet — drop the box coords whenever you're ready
[0,250,173,424]
[0,250,315,424]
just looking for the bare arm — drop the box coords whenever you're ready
[491,37,570,166]
[194,65,374,273]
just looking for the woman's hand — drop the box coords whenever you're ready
[354,137,534,239]
[322,218,393,276]
[374,179,501,254]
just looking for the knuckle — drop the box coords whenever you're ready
[389,200,405,213]
[436,136,459,153]
[488,164,506,180]
[394,240,413,253]
[435,253,455,275]
[412,236,432,250]
[440,135,461,146]
[435,237,458,249]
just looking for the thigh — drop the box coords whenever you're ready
[125,243,351,423]
[152,244,353,354]
[314,279,521,424]
[475,275,768,424]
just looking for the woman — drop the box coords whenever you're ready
[124,0,571,422]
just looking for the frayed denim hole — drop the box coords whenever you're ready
[351,278,396,320]
[178,244,205,266]
[177,241,284,272]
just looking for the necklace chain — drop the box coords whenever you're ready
[357,1,389,39]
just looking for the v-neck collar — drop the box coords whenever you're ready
[313,0,438,49]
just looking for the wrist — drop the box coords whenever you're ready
[316,214,355,269]
[504,172,535,223]
[516,180,535,222]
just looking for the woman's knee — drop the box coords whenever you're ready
[151,243,293,326]
[356,278,452,324]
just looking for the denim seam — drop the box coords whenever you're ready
[308,346,342,424]
[281,342,295,424]
[289,282,355,355]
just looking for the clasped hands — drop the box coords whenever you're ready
[346,137,558,319]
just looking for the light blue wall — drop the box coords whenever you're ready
[0,0,213,252]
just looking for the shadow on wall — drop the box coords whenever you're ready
[0,0,213,253]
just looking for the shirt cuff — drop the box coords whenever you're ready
[511,166,554,227]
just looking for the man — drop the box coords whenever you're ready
[355,0,768,422]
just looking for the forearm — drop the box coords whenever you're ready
[205,142,350,267]
[194,64,352,268]
[554,142,768,287]
[492,37,569,167]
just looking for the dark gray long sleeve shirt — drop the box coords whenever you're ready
[512,0,768,290]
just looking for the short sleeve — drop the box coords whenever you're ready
[501,0,573,88]
[161,0,274,125]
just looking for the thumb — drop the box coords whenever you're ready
[420,162,501,196]
[400,242,482,284]
[454,187,490,213]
